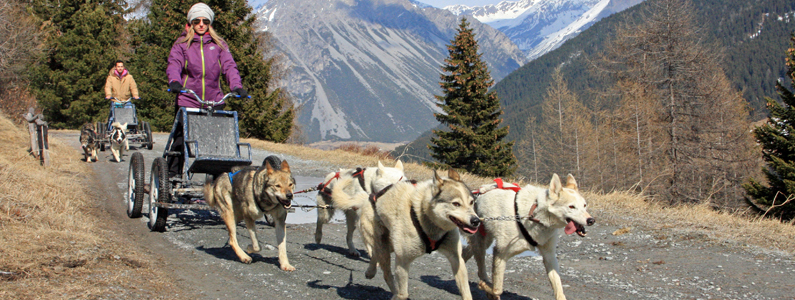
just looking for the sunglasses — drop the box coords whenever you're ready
[191,19,211,25]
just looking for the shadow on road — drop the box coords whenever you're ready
[420,275,534,300]
[307,272,392,300]
[303,243,369,261]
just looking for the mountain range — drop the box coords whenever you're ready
[256,0,526,143]
[446,0,643,60]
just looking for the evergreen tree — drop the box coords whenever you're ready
[744,34,795,219]
[428,18,516,177]
[129,0,293,141]
[29,0,126,128]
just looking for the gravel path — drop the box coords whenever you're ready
[53,131,794,300]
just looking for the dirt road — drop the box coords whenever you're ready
[54,131,794,300]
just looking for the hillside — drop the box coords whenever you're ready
[396,0,795,164]
[496,0,795,140]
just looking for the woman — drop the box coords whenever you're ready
[165,2,247,176]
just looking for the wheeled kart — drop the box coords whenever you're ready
[125,90,252,231]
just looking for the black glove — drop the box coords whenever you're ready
[234,87,248,98]
[169,81,183,93]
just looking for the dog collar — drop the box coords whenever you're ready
[368,184,393,204]
[410,207,448,254]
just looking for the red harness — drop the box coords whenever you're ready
[477,178,538,238]
[317,172,340,197]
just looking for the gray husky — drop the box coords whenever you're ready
[331,168,480,300]
[205,156,297,271]
[314,160,405,257]
[79,122,99,162]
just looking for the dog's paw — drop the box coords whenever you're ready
[347,249,361,258]
[365,264,377,279]
[281,264,295,271]
[478,281,492,292]
[239,255,253,264]
[314,232,322,244]
[246,244,261,254]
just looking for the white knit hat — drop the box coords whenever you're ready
[187,3,214,24]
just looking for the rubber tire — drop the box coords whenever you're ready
[144,122,153,150]
[148,157,170,231]
[98,122,107,152]
[127,152,146,218]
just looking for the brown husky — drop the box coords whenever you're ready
[79,122,99,162]
[204,155,297,271]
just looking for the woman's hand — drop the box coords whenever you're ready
[234,87,248,98]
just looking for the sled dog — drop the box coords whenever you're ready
[108,122,128,162]
[79,122,99,162]
[463,174,595,300]
[332,168,480,300]
[205,156,297,271]
[314,160,406,257]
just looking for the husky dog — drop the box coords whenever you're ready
[463,174,595,300]
[79,123,99,162]
[108,122,128,162]
[205,156,297,271]
[314,160,406,257]
[332,168,480,300]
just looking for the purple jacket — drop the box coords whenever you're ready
[166,32,242,108]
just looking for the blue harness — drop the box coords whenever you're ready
[228,170,241,184]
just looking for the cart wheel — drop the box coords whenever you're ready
[148,157,170,231]
[98,122,107,151]
[127,152,146,218]
[144,122,153,150]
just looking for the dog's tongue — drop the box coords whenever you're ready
[564,220,577,235]
[463,226,478,234]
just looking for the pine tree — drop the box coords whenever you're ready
[428,18,516,177]
[129,0,294,141]
[29,0,127,128]
[744,34,795,220]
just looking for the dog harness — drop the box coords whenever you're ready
[352,168,367,191]
[317,172,340,197]
[227,170,241,184]
[410,207,449,254]
[476,178,540,246]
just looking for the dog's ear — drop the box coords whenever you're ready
[564,174,578,191]
[377,161,385,175]
[549,173,562,201]
[394,160,404,171]
[265,160,275,176]
[447,168,460,181]
[281,160,291,173]
[433,169,444,188]
[122,123,128,130]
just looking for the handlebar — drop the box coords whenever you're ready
[109,97,133,103]
[167,88,251,108]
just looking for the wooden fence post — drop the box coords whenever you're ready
[23,108,39,158]
[36,117,50,167]
[22,108,50,167]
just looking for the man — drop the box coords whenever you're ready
[104,60,139,107]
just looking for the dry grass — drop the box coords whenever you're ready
[0,112,180,299]
[247,138,795,256]
[335,143,394,160]
[589,191,795,255]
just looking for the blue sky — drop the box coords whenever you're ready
[418,0,508,9]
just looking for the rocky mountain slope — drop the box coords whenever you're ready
[446,0,643,60]
[257,0,526,142]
